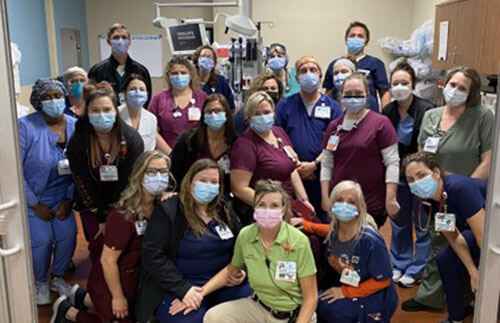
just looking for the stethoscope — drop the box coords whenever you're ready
[172,98,196,118]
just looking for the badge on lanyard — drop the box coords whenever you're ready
[326,135,340,152]
[424,137,440,154]
[314,105,331,119]
[135,219,148,236]
[99,165,119,182]
[57,159,71,176]
[188,107,201,121]
[275,261,297,282]
[434,212,456,232]
[217,155,230,174]
[283,145,298,162]
[214,225,234,240]
[340,268,361,287]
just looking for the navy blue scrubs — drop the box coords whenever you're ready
[202,74,235,111]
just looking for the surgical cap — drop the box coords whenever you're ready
[62,66,88,84]
[29,78,67,110]
[295,56,322,75]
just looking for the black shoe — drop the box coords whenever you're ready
[401,298,431,312]
[50,295,71,323]
[69,284,88,310]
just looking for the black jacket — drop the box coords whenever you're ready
[135,195,242,323]
[67,120,144,222]
[382,95,435,160]
[88,55,152,108]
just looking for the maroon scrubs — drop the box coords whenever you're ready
[322,111,398,216]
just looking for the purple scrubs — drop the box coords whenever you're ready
[148,89,207,147]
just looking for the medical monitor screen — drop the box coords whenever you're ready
[168,24,204,55]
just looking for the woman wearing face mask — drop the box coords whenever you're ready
[230,91,313,224]
[67,82,144,264]
[203,179,317,323]
[62,66,88,118]
[402,152,486,323]
[170,94,237,199]
[193,45,235,111]
[331,56,378,112]
[233,72,284,135]
[382,62,434,288]
[20,78,77,304]
[402,66,494,312]
[51,151,172,323]
[316,181,398,323]
[149,57,208,154]
[119,74,167,152]
[320,74,400,228]
[265,43,300,98]
[135,159,251,323]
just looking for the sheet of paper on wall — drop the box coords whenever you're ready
[438,21,449,61]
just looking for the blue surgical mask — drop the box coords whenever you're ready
[409,175,438,199]
[143,173,169,195]
[198,57,215,73]
[111,38,129,56]
[333,72,352,90]
[250,113,274,133]
[204,112,227,131]
[70,82,84,99]
[299,72,320,93]
[192,181,220,204]
[443,86,468,108]
[41,99,66,118]
[88,112,116,132]
[268,57,286,72]
[331,202,359,222]
[347,38,365,55]
[342,97,367,114]
[170,75,190,90]
[126,90,148,109]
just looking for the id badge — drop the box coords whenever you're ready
[135,220,148,236]
[57,159,71,176]
[99,165,119,182]
[434,212,456,232]
[314,106,331,119]
[283,146,298,162]
[340,268,360,287]
[275,261,297,282]
[424,137,440,154]
[214,225,234,240]
[188,107,201,121]
[218,155,230,174]
[326,135,339,151]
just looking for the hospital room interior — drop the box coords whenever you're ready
[1,0,500,322]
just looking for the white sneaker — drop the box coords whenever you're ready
[51,276,72,297]
[399,275,418,288]
[35,281,51,305]
[392,269,403,282]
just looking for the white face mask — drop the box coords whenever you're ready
[390,84,412,101]
[443,85,468,108]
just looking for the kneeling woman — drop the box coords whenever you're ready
[136,159,251,323]
[51,150,172,322]
[317,180,398,323]
[203,180,318,323]
[403,152,486,323]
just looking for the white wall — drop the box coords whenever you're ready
[412,0,442,30]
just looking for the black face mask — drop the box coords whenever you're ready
[266,91,280,105]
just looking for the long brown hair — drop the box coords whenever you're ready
[444,66,481,108]
[244,72,284,103]
[180,159,232,236]
[83,81,122,169]
[193,45,218,88]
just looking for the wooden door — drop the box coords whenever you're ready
[479,0,500,74]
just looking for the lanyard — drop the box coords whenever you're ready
[417,191,448,231]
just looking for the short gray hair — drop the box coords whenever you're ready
[62,66,88,84]
[244,91,275,119]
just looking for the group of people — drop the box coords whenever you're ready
[19,20,493,323]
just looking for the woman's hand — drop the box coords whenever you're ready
[32,203,53,221]
[55,199,72,220]
[319,287,345,304]
[470,267,479,293]
[385,196,400,218]
[94,223,106,240]
[169,299,188,316]
[111,295,128,319]
[158,191,177,202]
[182,286,204,310]
[297,162,317,179]
[290,217,304,230]
[226,269,246,287]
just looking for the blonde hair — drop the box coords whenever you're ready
[164,56,200,90]
[116,150,172,221]
[243,91,275,119]
[294,55,322,77]
[254,180,292,223]
[327,181,377,241]
[62,66,88,84]
[180,159,232,237]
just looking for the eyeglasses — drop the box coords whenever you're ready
[145,168,169,176]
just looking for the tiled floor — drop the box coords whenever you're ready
[37,215,474,323]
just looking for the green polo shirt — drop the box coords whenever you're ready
[232,222,317,312]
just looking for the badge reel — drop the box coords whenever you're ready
[424,136,440,154]
[434,212,456,232]
[275,261,297,282]
[283,145,297,162]
[188,99,201,122]
[314,103,331,119]
[57,159,71,176]
[218,155,230,174]
[326,135,339,152]
[340,267,361,287]
[99,165,119,182]
[215,225,234,240]
[135,219,148,236]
